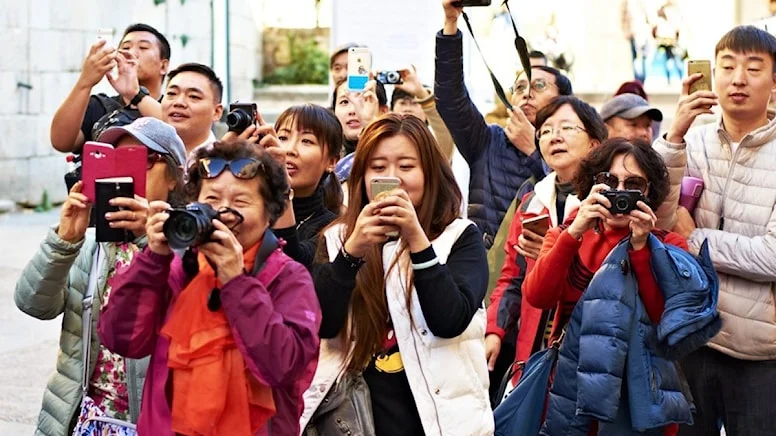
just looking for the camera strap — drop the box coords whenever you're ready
[460,0,532,110]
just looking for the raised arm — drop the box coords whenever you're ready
[220,259,322,387]
[97,248,174,359]
[14,227,86,320]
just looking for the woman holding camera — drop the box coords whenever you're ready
[14,117,186,436]
[523,139,692,434]
[302,114,493,436]
[97,140,322,435]
[268,104,344,268]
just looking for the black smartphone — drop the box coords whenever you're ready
[456,0,492,6]
[95,177,134,242]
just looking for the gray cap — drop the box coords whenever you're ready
[99,117,186,168]
[600,94,663,122]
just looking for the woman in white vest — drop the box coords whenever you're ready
[303,114,493,435]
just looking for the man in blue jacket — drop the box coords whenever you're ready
[436,0,572,249]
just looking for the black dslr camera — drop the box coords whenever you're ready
[455,0,492,6]
[163,202,219,249]
[603,190,646,215]
[226,101,258,134]
[376,70,403,85]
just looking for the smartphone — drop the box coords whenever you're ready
[347,47,372,92]
[82,142,147,203]
[95,177,133,242]
[522,214,550,237]
[97,28,115,51]
[457,0,492,6]
[687,60,712,94]
[371,176,400,238]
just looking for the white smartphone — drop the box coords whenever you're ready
[347,47,372,92]
[97,28,115,51]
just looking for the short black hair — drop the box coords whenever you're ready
[529,50,547,62]
[390,88,415,110]
[715,25,776,72]
[534,95,607,150]
[574,138,669,210]
[167,63,224,103]
[121,23,171,61]
[534,65,573,96]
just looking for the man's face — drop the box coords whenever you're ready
[714,49,776,119]
[606,114,653,143]
[162,71,223,148]
[119,31,168,84]
[392,98,426,123]
[511,68,560,125]
[331,52,348,84]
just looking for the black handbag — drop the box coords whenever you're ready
[304,372,375,436]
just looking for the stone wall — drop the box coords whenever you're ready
[0,0,260,206]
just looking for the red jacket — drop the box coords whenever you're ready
[97,245,322,436]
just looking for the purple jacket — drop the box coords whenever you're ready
[97,246,322,436]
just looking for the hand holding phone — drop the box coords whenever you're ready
[82,142,147,203]
[521,214,550,237]
[687,60,712,94]
[95,177,134,242]
[371,177,401,238]
[348,47,372,92]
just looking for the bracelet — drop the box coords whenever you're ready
[411,257,439,271]
[416,90,435,108]
[340,247,365,268]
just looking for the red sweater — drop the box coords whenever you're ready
[524,225,688,436]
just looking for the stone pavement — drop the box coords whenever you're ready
[0,208,62,435]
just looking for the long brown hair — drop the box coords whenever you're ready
[330,114,461,372]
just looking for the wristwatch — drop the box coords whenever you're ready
[128,86,149,107]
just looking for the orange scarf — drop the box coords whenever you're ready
[160,242,276,435]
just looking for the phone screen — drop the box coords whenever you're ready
[347,47,372,92]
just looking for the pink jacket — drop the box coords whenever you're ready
[98,247,322,436]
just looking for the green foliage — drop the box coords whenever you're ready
[34,189,52,213]
[264,35,328,85]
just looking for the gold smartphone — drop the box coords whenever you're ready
[371,177,401,238]
[687,60,712,94]
[522,214,550,237]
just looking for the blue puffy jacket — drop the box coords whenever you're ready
[542,235,721,435]
[434,30,545,248]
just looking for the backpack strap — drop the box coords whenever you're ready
[81,244,104,393]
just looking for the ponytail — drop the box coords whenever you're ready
[322,171,344,215]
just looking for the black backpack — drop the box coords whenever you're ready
[90,93,142,142]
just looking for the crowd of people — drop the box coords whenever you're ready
[11,1,776,435]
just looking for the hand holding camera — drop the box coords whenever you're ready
[627,200,657,251]
[58,181,93,244]
[567,184,614,240]
[146,201,173,255]
[393,66,426,99]
[104,195,149,239]
[198,219,245,285]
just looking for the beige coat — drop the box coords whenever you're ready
[654,113,776,360]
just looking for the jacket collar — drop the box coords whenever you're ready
[716,108,776,148]
[524,172,580,226]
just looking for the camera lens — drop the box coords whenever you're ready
[163,203,218,249]
[615,195,631,213]
[226,109,252,133]
[387,71,400,83]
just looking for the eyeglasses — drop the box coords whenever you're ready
[511,78,557,95]
[198,158,264,179]
[536,123,587,141]
[594,172,650,194]
[147,152,165,170]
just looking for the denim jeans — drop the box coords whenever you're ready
[679,346,776,436]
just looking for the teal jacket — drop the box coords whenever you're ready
[14,227,149,436]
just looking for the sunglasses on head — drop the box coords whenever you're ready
[594,172,650,194]
[198,158,264,180]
